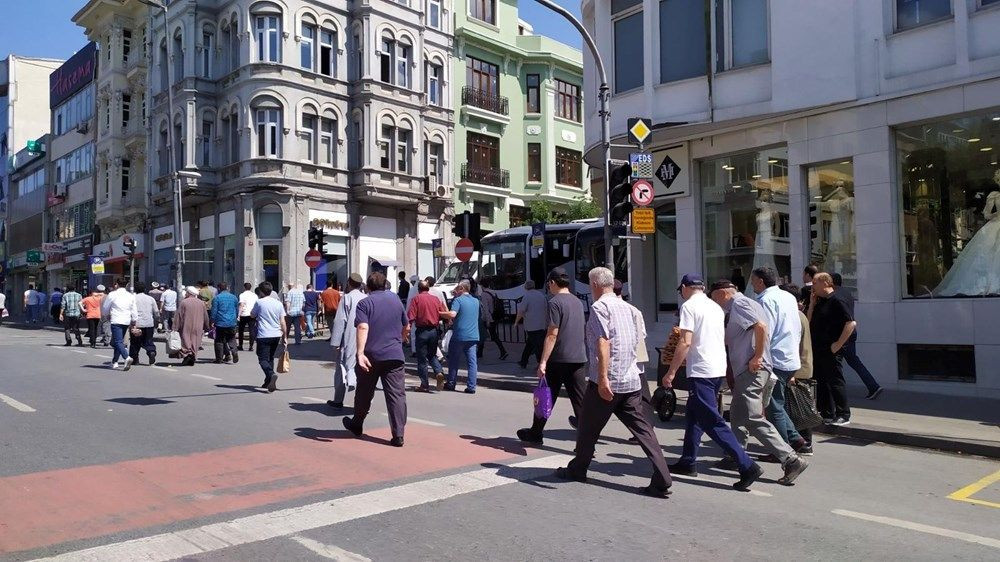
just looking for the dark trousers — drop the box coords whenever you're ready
[519,329,545,367]
[238,316,256,349]
[256,337,281,383]
[214,326,237,361]
[414,326,443,385]
[51,305,61,323]
[86,318,100,346]
[842,339,880,394]
[566,383,672,491]
[129,327,156,363]
[815,350,851,419]
[63,315,83,344]
[353,359,407,439]
[679,376,754,471]
[530,362,587,434]
[478,321,508,358]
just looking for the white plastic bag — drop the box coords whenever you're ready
[440,329,453,354]
[166,330,182,355]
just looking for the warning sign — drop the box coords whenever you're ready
[631,208,655,235]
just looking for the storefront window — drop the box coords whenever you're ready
[807,161,857,298]
[700,148,790,294]
[898,112,1000,297]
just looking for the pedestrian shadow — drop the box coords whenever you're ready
[288,402,354,417]
[215,384,268,393]
[459,435,530,456]
[294,427,392,446]
[485,463,657,497]
[105,397,175,406]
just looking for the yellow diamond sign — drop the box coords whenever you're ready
[627,118,652,145]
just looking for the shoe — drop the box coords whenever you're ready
[123,357,134,371]
[443,383,456,392]
[327,400,343,409]
[148,353,157,366]
[553,467,587,483]
[111,361,119,370]
[90,344,96,348]
[77,342,85,347]
[237,346,244,351]
[261,376,272,389]
[866,387,883,400]
[822,417,835,424]
[830,417,851,426]
[668,462,698,477]
[390,436,404,447]
[516,428,544,444]
[232,351,239,364]
[435,372,445,391]
[778,457,809,486]
[463,388,476,394]
[757,454,782,464]
[641,485,672,499]
[715,457,740,471]
[266,376,277,393]
[415,384,431,393]
[342,416,362,437]
[568,415,578,429]
[348,385,356,392]
[64,342,72,347]
[214,360,223,364]
[733,462,764,491]
[793,440,813,456]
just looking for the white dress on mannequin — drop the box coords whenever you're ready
[747,202,779,297]
[933,191,1000,297]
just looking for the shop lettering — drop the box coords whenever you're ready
[49,42,97,108]
[310,219,349,231]
[155,232,174,243]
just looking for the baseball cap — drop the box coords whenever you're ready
[677,273,705,290]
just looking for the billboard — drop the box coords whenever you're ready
[50,42,97,108]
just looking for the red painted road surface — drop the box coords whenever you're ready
[0,425,516,555]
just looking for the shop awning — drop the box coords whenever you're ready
[368,256,401,267]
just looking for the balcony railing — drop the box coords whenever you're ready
[461,86,509,116]
[461,163,509,188]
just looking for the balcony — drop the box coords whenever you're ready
[461,163,509,189]
[460,87,510,129]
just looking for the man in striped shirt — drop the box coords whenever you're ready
[60,286,84,347]
[284,283,305,345]
[555,267,672,499]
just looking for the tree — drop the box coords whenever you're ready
[523,196,601,225]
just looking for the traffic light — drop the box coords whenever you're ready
[608,162,634,225]
[452,211,482,250]
[122,236,137,258]
[308,226,326,254]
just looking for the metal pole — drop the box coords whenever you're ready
[532,0,614,269]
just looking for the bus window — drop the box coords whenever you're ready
[440,260,479,284]
[481,237,526,290]
[575,227,628,283]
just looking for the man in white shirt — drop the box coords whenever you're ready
[23,284,39,323]
[663,273,761,491]
[100,277,138,370]
[160,284,178,332]
[238,282,259,351]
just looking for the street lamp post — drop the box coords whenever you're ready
[532,0,614,269]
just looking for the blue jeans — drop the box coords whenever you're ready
[767,369,803,445]
[447,340,478,390]
[415,327,443,386]
[287,314,303,344]
[679,376,754,471]
[304,312,316,336]
[110,324,131,363]
[843,339,880,394]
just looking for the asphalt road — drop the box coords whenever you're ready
[1,326,998,561]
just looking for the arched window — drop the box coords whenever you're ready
[319,25,336,77]
[352,26,363,80]
[378,115,409,173]
[300,106,318,162]
[200,111,216,167]
[173,114,184,170]
[253,96,282,158]
[159,39,169,91]
[425,58,443,105]
[321,109,337,167]
[350,110,364,168]
[256,204,283,239]
[252,2,282,63]
[158,122,169,176]
[300,14,316,71]
[172,30,184,81]
[201,25,215,78]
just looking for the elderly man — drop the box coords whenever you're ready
[515,280,548,369]
[284,283,306,345]
[128,282,160,366]
[329,273,366,408]
[665,274,762,491]
[251,282,287,392]
[440,280,480,393]
[807,272,854,426]
[554,267,672,499]
[408,280,447,392]
[710,280,809,486]
[60,285,84,347]
[175,286,210,366]
[211,282,240,364]
[751,267,809,453]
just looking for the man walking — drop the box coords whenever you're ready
[478,280,508,360]
[751,267,810,453]
[808,273,854,425]
[396,271,410,303]
[440,280,480,393]
[329,274,366,408]
[23,284,39,323]
[148,282,164,332]
[320,279,341,332]
[0,290,6,326]
[129,283,159,366]
[710,280,809,485]
[408,280,447,392]
[251,282,287,393]
[284,283,305,345]
[554,267,672,498]
[175,286,210,366]
[60,285,84,347]
[517,268,587,445]
[237,282,258,351]
[515,280,547,369]
[81,287,103,347]
[801,265,818,304]
[160,283,178,332]
[342,272,410,447]
[832,273,882,400]
[664,274,762,491]
[49,287,63,324]
[211,282,239,364]
[303,283,320,338]
[101,278,137,371]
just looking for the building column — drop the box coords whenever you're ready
[399,208,418,277]
[346,201,361,275]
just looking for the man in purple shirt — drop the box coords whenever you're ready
[342,272,411,447]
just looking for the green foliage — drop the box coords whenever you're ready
[521,196,602,226]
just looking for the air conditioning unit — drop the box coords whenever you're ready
[424,175,449,198]
[54,183,68,197]
[76,120,90,134]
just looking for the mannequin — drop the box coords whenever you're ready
[933,176,1000,297]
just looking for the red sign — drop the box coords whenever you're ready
[304,249,322,268]
[631,179,654,206]
[455,238,474,262]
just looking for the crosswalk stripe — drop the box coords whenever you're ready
[0,393,37,413]
[832,509,1000,549]
[289,535,371,561]
[189,373,222,381]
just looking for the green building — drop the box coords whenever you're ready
[452,0,587,231]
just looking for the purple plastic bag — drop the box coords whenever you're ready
[533,379,553,420]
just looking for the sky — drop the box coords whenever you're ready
[0,0,583,63]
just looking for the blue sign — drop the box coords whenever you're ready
[630,152,654,179]
[531,223,545,249]
[89,256,105,274]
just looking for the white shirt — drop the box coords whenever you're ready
[678,291,727,379]
[101,287,137,325]
[25,290,39,305]
[238,290,259,317]
[161,289,178,311]
[0,293,6,309]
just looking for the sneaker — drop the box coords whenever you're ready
[714,457,740,471]
[733,462,764,491]
[641,485,672,499]
[795,443,814,456]
[830,417,851,426]
[123,357,134,371]
[778,457,809,486]
[668,462,698,477]
[516,428,544,444]
[111,361,119,370]
[435,372,445,391]
[822,417,835,424]
[463,387,476,394]
[757,454,782,464]
[232,351,239,364]
[866,387,883,400]
[553,467,587,483]
[390,436,404,447]
[342,416,362,437]
[443,383,456,392]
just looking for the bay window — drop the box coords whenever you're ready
[555,147,582,187]
[254,12,281,62]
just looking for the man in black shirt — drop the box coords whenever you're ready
[832,273,883,400]
[807,273,854,425]
[516,268,587,445]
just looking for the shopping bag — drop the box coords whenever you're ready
[651,386,677,422]
[533,378,553,420]
[440,329,453,354]
[786,380,823,430]
[277,347,291,373]
[166,330,182,355]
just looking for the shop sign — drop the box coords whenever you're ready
[42,243,66,253]
[50,42,97,108]
[309,218,350,234]
[651,144,690,199]
[26,250,44,264]
[432,238,443,258]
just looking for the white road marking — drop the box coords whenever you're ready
[94,354,111,359]
[301,396,328,403]
[289,535,371,561]
[151,366,178,372]
[670,473,772,497]
[832,509,1000,550]
[0,393,36,413]
[30,454,568,562]
[189,373,222,381]
[68,349,88,354]
[379,412,445,427]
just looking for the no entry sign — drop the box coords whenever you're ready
[455,238,474,262]
[304,248,322,268]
